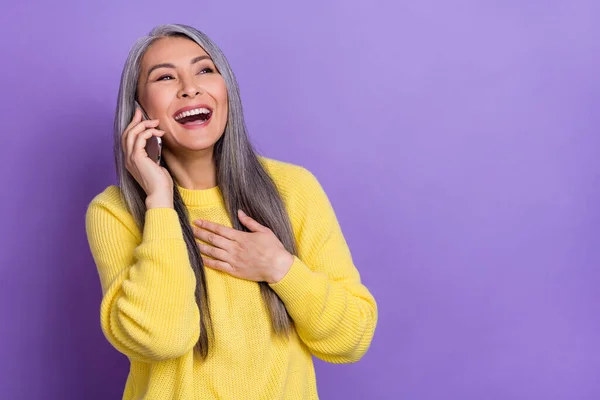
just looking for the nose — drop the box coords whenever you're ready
[177,76,203,99]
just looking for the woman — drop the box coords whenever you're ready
[86,23,377,400]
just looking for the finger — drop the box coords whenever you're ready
[123,108,142,137]
[123,118,160,146]
[128,108,143,130]
[126,120,161,159]
[238,210,269,233]
[133,129,165,155]
[198,243,231,264]
[202,256,234,275]
[193,225,233,250]
[121,109,146,149]
[193,219,239,241]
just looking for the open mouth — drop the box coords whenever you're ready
[174,107,213,126]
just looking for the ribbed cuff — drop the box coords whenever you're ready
[269,256,322,307]
[143,208,185,242]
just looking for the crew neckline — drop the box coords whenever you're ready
[176,184,223,207]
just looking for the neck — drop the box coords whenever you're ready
[163,147,217,190]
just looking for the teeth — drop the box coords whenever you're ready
[175,107,211,120]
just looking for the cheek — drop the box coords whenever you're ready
[208,79,228,126]
[142,87,173,118]
[221,93,229,120]
[218,86,228,120]
[211,77,228,111]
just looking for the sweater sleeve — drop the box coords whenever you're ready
[85,191,200,362]
[269,169,378,364]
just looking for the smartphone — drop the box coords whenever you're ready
[134,101,162,165]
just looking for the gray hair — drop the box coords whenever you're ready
[112,24,296,358]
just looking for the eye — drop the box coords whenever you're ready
[157,75,174,81]
[198,67,214,75]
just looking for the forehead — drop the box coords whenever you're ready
[141,36,209,69]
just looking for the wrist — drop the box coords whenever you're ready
[267,251,294,284]
[145,193,173,209]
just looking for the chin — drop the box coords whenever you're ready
[174,134,223,153]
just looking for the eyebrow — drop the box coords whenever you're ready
[146,55,211,79]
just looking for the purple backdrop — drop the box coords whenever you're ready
[1,0,599,399]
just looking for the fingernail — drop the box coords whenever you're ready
[238,210,246,216]
[194,219,202,226]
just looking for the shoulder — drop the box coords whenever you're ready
[87,185,127,213]
[258,156,323,199]
[85,185,138,235]
[258,156,334,223]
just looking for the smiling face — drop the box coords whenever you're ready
[136,36,228,155]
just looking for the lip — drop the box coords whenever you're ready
[172,104,214,119]
[173,104,214,130]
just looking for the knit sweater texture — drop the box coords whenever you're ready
[85,157,377,399]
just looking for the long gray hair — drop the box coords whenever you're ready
[112,24,297,358]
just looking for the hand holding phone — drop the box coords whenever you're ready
[135,101,162,165]
[123,103,172,208]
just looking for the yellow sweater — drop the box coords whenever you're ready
[85,157,377,400]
